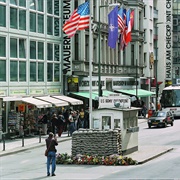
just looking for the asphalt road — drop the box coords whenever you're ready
[1,119,180,179]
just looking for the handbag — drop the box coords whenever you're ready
[45,140,52,157]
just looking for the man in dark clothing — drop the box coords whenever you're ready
[57,112,65,137]
[51,114,58,135]
[45,132,58,176]
[63,109,69,132]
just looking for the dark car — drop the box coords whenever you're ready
[148,111,174,128]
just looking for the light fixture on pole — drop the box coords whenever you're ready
[98,3,120,97]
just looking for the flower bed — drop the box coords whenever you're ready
[56,153,138,166]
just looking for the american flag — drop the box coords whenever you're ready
[118,7,127,50]
[63,1,90,38]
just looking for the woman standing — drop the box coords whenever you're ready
[45,132,58,176]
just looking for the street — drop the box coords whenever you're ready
[1,119,180,179]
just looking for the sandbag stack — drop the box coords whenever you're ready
[72,129,122,157]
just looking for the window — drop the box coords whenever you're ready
[19,0,26,7]
[19,10,26,30]
[10,7,17,29]
[38,42,44,60]
[10,38,17,58]
[54,63,59,82]
[30,0,36,10]
[54,44,59,61]
[47,16,53,35]
[19,61,26,81]
[10,61,18,81]
[10,0,17,5]
[19,39,26,58]
[47,43,53,60]
[0,37,6,57]
[102,116,111,130]
[30,12,36,32]
[47,63,53,81]
[38,14,44,33]
[0,60,6,81]
[30,62,36,81]
[38,0,44,12]
[30,41,36,59]
[0,5,6,27]
[47,0,52,14]
[114,119,120,128]
[38,62,44,81]
[54,0,59,16]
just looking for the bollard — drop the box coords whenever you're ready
[3,134,5,151]
[39,129,41,143]
[22,135,24,147]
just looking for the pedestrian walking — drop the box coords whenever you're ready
[51,113,58,135]
[57,112,65,137]
[69,111,75,136]
[45,132,58,177]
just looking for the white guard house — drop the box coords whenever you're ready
[92,93,140,155]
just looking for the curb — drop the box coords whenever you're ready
[137,148,174,164]
[0,137,71,157]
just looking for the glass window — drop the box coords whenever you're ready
[114,119,120,128]
[10,0,17,5]
[54,63,59,82]
[38,0,43,12]
[38,62,44,81]
[10,61,18,81]
[54,18,59,36]
[54,44,59,61]
[0,37,6,57]
[102,116,111,130]
[19,10,26,30]
[30,41,36,59]
[10,8,17,29]
[38,42,44,60]
[0,5,6,27]
[30,62,36,81]
[38,14,44,33]
[19,39,26,58]
[0,0,5,2]
[47,0,52,14]
[47,63,53,81]
[30,0,36,10]
[47,16,53,35]
[54,0,59,16]
[47,43,53,60]
[19,0,26,7]
[19,61,26,81]
[10,38,17,58]
[30,12,36,32]
[0,60,6,81]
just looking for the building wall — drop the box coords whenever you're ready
[0,0,62,97]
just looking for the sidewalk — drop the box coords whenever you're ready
[0,119,173,164]
[0,132,71,157]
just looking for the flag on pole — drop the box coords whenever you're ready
[108,6,119,49]
[118,7,127,50]
[125,9,134,44]
[63,1,90,38]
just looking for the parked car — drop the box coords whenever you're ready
[148,111,174,128]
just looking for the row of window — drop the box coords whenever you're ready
[0,0,60,36]
[0,36,60,82]
[0,0,59,15]
[0,60,60,82]
[0,36,60,60]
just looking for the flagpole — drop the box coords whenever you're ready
[89,0,93,129]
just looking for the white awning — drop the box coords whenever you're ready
[1,96,22,102]
[22,97,52,108]
[34,96,69,107]
[52,95,83,105]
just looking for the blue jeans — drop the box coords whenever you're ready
[47,151,56,175]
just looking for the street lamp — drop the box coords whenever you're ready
[98,3,120,97]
